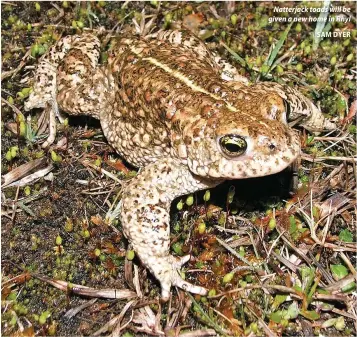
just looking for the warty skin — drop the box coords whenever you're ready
[25,30,335,300]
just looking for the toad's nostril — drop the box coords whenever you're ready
[268,143,276,151]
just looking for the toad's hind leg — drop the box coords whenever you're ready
[56,40,114,120]
[25,34,110,147]
[120,158,220,301]
[211,48,335,131]
[251,82,336,132]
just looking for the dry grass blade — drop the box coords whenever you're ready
[256,316,277,337]
[35,106,50,136]
[1,48,31,81]
[216,236,253,267]
[208,284,302,300]
[343,98,357,123]
[2,158,47,187]
[332,308,357,320]
[166,295,186,328]
[50,2,64,23]
[318,192,351,217]
[227,236,252,248]
[92,299,137,336]
[1,96,23,115]
[187,293,230,336]
[178,329,217,337]
[340,252,357,277]
[81,159,122,184]
[324,274,356,293]
[133,9,157,36]
[64,298,97,319]
[110,300,137,337]
[301,153,357,163]
[132,305,164,335]
[32,273,137,299]
[314,293,351,303]
[124,256,134,290]
[40,105,56,148]
[270,250,298,273]
[133,264,143,298]
[10,186,20,225]
[3,163,54,188]
[301,319,314,337]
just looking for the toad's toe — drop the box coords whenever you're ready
[150,255,207,302]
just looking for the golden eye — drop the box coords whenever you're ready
[219,135,247,157]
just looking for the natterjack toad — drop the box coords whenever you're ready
[25,30,335,300]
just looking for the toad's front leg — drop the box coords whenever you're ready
[120,158,221,301]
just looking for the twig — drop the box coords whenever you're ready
[187,293,230,337]
[81,160,123,184]
[246,304,277,337]
[1,49,31,81]
[92,301,135,336]
[2,157,47,187]
[339,252,357,277]
[32,273,137,299]
[178,329,217,337]
[216,236,254,267]
[64,299,97,319]
[1,97,22,115]
[11,186,20,225]
[4,165,53,188]
[41,105,56,148]
[301,154,356,163]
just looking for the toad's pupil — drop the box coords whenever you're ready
[226,142,242,152]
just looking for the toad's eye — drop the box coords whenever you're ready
[219,135,247,157]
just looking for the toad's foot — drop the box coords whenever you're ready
[120,158,221,301]
[231,81,337,132]
[138,253,207,301]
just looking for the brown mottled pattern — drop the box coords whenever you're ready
[25,30,335,300]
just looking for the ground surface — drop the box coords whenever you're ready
[1,2,356,337]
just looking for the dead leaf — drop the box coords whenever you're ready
[105,159,129,173]
[183,13,204,33]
